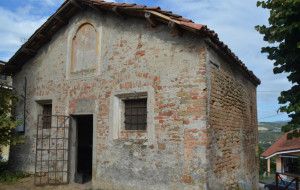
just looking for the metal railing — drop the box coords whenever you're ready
[276,172,299,190]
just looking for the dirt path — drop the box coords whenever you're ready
[0,176,92,190]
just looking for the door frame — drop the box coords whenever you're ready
[69,113,97,184]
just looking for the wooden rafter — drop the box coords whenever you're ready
[145,12,157,27]
[70,0,83,9]
[168,21,182,36]
[89,3,106,15]
[3,65,18,71]
[21,48,37,56]
[54,15,68,25]
[112,7,126,19]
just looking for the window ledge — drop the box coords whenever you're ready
[121,130,147,134]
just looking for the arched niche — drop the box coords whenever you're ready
[71,23,98,73]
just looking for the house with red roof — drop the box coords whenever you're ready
[0,60,12,161]
[261,131,300,175]
[3,0,260,189]
[0,60,12,87]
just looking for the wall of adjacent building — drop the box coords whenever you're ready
[0,72,12,161]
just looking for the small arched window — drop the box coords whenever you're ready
[71,23,98,72]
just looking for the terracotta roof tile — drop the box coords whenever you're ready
[97,1,113,5]
[144,7,161,10]
[177,17,193,22]
[1,0,261,85]
[261,131,300,158]
[114,3,135,7]
[128,5,146,9]
[180,22,205,31]
[160,10,172,14]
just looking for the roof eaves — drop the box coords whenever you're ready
[261,149,300,159]
[3,0,261,85]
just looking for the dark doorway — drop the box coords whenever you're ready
[75,115,93,184]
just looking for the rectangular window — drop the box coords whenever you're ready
[124,99,147,130]
[282,156,300,174]
[42,104,52,129]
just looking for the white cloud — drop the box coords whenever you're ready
[0,0,292,121]
[28,0,65,7]
[154,0,291,121]
[0,7,46,61]
[16,5,34,15]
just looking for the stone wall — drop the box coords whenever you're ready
[10,9,209,189]
[205,48,258,189]
[9,8,258,190]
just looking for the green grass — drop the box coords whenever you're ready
[0,172,30,183]
[0,159,30,183]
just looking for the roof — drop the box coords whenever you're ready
[261,131,300,159]
[2,0,260,85]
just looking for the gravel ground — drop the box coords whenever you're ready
[0,176,91,190]
[0,176,267,190]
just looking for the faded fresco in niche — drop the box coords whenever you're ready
[71,23,98,74]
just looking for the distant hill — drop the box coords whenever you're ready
[258,121,287,150]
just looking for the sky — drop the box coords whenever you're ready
[0,0,292,122]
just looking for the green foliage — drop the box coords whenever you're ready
[256,0,300,139]
[0,81,24,149]
[258,122,285,149]
[258,122,281,177]
[0,159,8,173]
[0,172,30,183]
[259,145,267,174]
[0,148,29,183]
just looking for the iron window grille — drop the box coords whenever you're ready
[124,99,147,130]
[42,105,52,129]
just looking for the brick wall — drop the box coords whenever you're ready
[206,49,258,189]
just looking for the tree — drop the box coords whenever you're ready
[0,81,23,152]
[258,145,267,175]
[255,0,300,139]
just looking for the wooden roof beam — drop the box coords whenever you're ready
[3,65,19,71]
[36,33,51,42]
[112,7,126,19]
[70,0,83,9]
[89,3,106,15]
[21,48,37,56]
[145,12,157,27]
[54,15,68,25]
[168,21,182,36]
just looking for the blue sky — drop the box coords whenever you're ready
[0,0,292,122]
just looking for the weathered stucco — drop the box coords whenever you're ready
[9,8,258,190]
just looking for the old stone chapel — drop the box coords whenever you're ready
[2,0,260,189]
